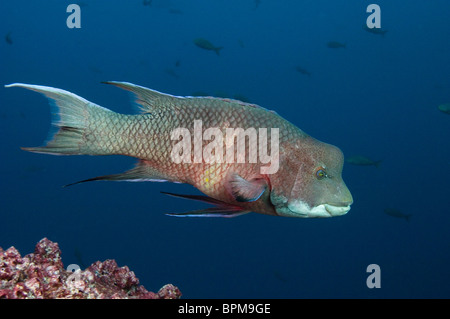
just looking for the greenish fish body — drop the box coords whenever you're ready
[438,103,450,114]
[193,38,223,56]
[6,82,353,218]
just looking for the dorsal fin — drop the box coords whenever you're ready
[102,81,279,115]
[102,81,181,114]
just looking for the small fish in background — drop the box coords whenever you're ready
[327,41,346,49]
[5,31,13,45]
[175,59,181,67]
[168,8,183,15]
[19,165,47,180]
[273,270,288,283]
[18,111,26,119]
[363,25,388,37]
[438,103,450,115]
[143,0,152,6]
[254,0,262,10]
[193,38,223,56]
[384,208,412,222]
[346,155,382,168]
[88,65,103,74]
[295,66,311,77]
[238,39,245,48]
[23,165,46,174]
[164,68,179,79]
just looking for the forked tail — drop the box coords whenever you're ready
[5,83,116,155]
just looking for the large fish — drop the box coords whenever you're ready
[5,82,353,218]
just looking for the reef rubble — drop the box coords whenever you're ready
[0,238,181,299]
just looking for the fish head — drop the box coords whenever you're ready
[270,138,353,218]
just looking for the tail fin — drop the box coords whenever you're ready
[5,83,114,155]
[214,47,223,56]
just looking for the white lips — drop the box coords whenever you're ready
[281,200,351,218]
[324,204,351,217]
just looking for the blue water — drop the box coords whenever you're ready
[1,0,449,298]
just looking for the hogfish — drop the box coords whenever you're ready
[5,82,353,218]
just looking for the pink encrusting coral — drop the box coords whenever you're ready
[0,238,181,299]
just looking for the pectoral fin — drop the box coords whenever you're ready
[161,192,249,218]
[228,173,267,202]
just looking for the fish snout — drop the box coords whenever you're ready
[336,185,353,205]
[324,190,353,217]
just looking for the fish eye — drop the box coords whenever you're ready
[315,167,328,180]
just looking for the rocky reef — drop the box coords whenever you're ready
[0,238,181,299]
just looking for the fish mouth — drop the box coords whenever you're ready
[282,200,351,218]
[324,204,351,217]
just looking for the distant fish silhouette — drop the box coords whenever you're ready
[193,38,223,56]
[438,103,450,115]
[346,155,382,168]
[364,25,388,37]
[384,208,412,222]
[327,41,346,49]
[295,66,311,77]
[273,270,288,283]
[5,31,13,45]
[169,8,183,14]
[88,65,103,74]
[164,68,179,79]
[143,0,152,6]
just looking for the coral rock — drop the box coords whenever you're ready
[0,238,181,299]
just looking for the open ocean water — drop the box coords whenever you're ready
[1,0,449,298]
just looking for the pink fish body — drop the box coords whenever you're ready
[6,82,353,218]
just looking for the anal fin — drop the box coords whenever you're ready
[64,160,175,187]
